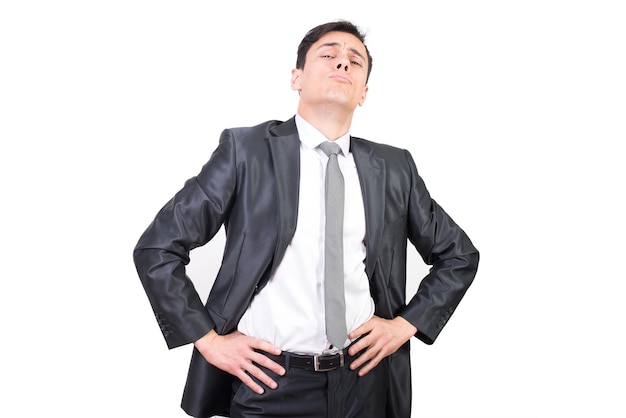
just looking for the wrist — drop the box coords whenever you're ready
[194,329,218,349]
[394,316,418,338]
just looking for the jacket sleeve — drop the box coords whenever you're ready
[399,149,479,345]
[133,130,237,349]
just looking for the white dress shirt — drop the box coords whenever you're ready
[237,115,374,354]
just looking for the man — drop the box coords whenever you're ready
[134,20,479,418]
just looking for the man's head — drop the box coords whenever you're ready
[296,20,373,83]
[291,21,372,117]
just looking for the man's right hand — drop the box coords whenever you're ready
[194,329,285,394]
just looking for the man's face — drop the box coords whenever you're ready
[291,31,369,111]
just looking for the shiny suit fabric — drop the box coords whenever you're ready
[133,117,479,417]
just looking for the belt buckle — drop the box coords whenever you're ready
[313,351,344,372]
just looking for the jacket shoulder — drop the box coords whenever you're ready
[351,136,412,160]
[224,117,296,141]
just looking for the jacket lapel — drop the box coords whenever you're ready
[265,123,386,280]
[351,138,385,278]
[268,118,300,275]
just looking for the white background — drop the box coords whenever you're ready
[1,1,625,417]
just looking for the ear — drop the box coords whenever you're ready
[358,85,369,106]
[291,68,302,91]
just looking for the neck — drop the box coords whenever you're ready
[297,103,354,141]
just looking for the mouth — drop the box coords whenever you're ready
[329,74,352,84]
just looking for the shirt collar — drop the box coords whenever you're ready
[295,114,351,155]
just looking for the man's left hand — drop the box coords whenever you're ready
[347,315,417,376]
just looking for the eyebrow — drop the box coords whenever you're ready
[316,42,366,62]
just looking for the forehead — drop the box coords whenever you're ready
[311,31,367,59]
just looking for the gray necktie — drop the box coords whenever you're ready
[319,141,347,349]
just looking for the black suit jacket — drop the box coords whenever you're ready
[134,117,479,417]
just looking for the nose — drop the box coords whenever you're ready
[335,54,350,71]
[336,62,349,71]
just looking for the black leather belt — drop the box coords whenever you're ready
[268,348,351,372]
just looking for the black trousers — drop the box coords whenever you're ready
[229,353,389,418]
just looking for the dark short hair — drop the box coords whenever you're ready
[296,20,373,82]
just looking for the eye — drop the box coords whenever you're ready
[322,54,334,59]
[351,60,362,67]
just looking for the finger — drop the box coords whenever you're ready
[349,350,369,370]
[355,347,386,376]
[357,356,380,376]
[351,336,391,372]
[347,332,373,356]
[348,320,374,340]
[349,338,377,370]
[251,351,286,376]
[250,338,283,355]
[348,325,364,340]
[236,369,266,395]
[243,362,280,391]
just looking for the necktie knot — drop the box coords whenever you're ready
[319,141,342,157]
